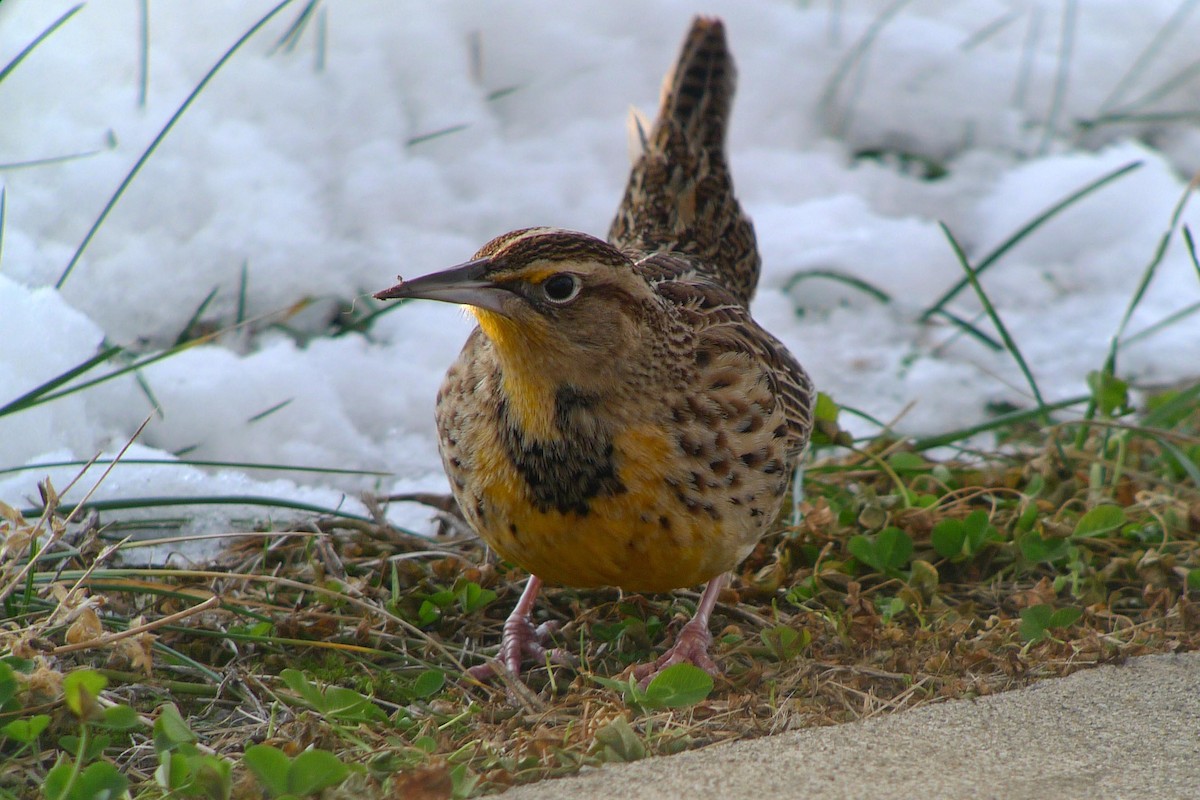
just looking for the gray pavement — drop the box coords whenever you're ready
[503,652,1200,799]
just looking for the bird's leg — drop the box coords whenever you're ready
[632,572,727,686]
[467,575,572,681]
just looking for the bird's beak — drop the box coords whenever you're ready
[373,258,510,315]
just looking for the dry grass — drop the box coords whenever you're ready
[2,412,1198,798]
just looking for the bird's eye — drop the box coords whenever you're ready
[541,273,581,303]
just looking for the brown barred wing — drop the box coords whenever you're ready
[653,270,815,457]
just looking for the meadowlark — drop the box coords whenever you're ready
[375,17,814,683]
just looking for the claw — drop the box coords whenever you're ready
[630,573,727,688]
[631,617,717,687]
[467,576,574,682]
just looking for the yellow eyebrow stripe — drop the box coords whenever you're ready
[493,265,564,285]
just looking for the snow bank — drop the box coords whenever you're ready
[2,0,1198,535]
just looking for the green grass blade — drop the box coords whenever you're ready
[137,0,150,107]
[0,4,83,84]
[1142,381,1200,429]
[486,85,525,102]
[1110,180,1196,357]
[315,6,328,72]
[406,124,470,148]
[0,186,6,269]
[1123,300,1200,348]
[1185,225,1200,282]
[932,308,1003,351]
[132,368,165,421]
[1155,436,1200,487]
[818,0,914,137]
[146,642,228,684]
[1095,0,1200,115]
[0,139,116,171]
[1013,5,1043,110]
[0,345,124,417]
[911,393,1089,450]
[1037,0,1077,155]
[12,330,230,412]
[272,0,320,54]
[236,260,250,325]
[247,399,294,423]
[920,161,1142,321]
[836,403,891,433]
[939,222,1050,422]
[959,10,1023,52]
[782,269,892,304]
[55,0,300,289]
[174,287,219,346]
[1114,58,1200,117]
[1076,179,1198,448]
[1080,110,1200,131]
[20,494,371,523]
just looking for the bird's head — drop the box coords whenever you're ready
[374,228,656,365]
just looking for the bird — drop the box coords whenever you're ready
[374,16,814,684]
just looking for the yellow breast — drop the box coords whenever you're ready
[470,422,743,592]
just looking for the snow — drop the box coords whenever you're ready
[2,0,1199,546]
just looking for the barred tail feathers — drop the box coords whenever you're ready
[608,16,760,305]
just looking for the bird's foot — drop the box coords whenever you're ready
[467,576,573,682]
[467,616,573,681]
[630,573,727,688]
[630,616,718,688]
